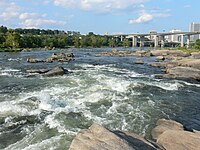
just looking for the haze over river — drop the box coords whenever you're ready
[0,48,200,149]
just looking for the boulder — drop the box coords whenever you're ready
[156,56,165,61]
[151,119,200,150]
[151,119,184,140]
[157,130,200,150]
[166,66,200,81]
[27,58,44,63]
[135,60,144,64]
[150,50,169,56]
[69,123,161,150]
[43,66,66,77]
[26,69,50,74]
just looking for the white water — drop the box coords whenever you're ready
[1,50,200,149]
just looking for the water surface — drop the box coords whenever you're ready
[0,48,200,149]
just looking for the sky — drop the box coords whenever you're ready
[0,0,199,34]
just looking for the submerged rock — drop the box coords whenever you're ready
[69,123,161,150]
[26,66,68,77]
[26,69,50,74]
[43,66,66,77]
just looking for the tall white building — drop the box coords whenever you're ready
[190,22,200,41]
[166,29,182,42]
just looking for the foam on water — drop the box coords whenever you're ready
[0,68,23,77]
[8,58,22,62]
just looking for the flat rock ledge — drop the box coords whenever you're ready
[69,119,200,150]
[69,123,162,150]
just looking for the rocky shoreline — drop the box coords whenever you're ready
[69,119,200,150]
[98,49,200,82]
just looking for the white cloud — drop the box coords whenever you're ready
[129,6,171,24]
[53,0,149,13]
[19,13,39,20]
[129,13,153,24]
[21,18,66,28]
[0,2,20,21]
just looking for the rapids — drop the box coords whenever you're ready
[0,48,200,149]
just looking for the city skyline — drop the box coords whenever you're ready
[0,0,199,34]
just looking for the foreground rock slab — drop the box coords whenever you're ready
[69,123,161,150]
[152,119,200,150]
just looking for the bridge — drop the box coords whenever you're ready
[112,31,200,48]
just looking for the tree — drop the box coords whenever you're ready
[123,38,131,47]
[5,31,22,48]
[73,36,80,48]
[80,36,91,47]
[108,38,117,47]
[0,26,8,34]
[194,39,200,49]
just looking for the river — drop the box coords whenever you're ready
[0,48,200,149]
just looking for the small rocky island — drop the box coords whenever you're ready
[69,119,200,150]
[98,49,200,82]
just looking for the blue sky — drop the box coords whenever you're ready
[0,0,199,34]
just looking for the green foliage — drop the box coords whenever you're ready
[5,31,22,48]
[0,26,124,51]
[0,26,8,34]
[194,39,200,50]
[123,38,131,47]
[108,38,117,47]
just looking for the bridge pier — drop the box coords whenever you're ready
[160,35,165,48]
[187,35,191,48]
[181,34,184,47]
[120,35,123,42]
[154,35,159,47]
[140,36,145,47]
[132,36,137,47]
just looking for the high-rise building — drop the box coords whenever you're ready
[189,22,200,41]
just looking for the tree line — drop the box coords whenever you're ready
[0,26,131,50]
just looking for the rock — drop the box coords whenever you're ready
[150,50,170,56]
[166,66,200,81]
[27,58,44,63]
[135,60,144,64]
[151,119,200,150]
[191,52,200,59]
[27,53,75,63]
[157,130,200,150]
[45,58,53,63]
[43,66,66,77]
[151,50,190,57]
[176,58,200,70]
[151,119,184,140]
[135,50,149,57]
[156,56,165,61]
[26,69,50,74]
[69,123,161,150]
